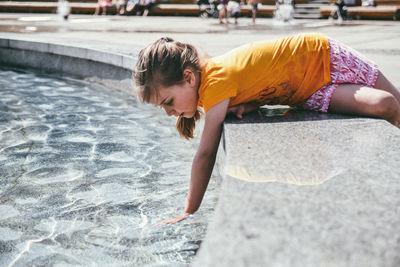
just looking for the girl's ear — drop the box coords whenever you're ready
[183,69,195,86]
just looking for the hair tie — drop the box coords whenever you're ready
[161,37,170,42]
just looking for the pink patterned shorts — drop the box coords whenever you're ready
[303,39,379,112]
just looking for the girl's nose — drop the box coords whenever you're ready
[164,107,175,117]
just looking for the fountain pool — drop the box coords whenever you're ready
[0,67,219,266]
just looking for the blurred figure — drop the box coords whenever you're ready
[116,0,127,14]
[140,0,155,16]
[126,0,138,13]
[218,0,228,23]
[275,0,294,22]
[328,0,347,23]
[95,0,112,15]
[248,0,260,24]
[361,0,375,6]
[126,0,155,16]
[227,0,243,24]
[197,0,210,14]
[57,0,71,20]
[197,0,219,18]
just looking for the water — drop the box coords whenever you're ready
[274,0,294,24]
[0,68,219,266]
[57,0,71,21]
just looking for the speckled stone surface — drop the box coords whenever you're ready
[193,107,400,267]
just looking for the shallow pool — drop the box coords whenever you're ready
[0,68,219,266]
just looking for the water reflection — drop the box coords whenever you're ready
[224,124,347,186]
[225,164,345,185]
[223,107,371,185]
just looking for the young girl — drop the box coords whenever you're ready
[133,33,400,225]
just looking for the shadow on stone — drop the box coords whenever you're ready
[226,106,361,124]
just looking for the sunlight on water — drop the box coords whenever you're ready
[0,68,219,266]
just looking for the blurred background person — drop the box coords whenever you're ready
[94,0,112,15]
[116,0,128,14]
[248,0,259,24]
[227,0,243,24]
[218,0,228,23]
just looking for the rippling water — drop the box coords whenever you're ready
[0,68,219,266]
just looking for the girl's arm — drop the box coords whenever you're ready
[158,99,231,225]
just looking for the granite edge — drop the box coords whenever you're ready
[0,37,135,71]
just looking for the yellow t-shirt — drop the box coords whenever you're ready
[197,33,331,112]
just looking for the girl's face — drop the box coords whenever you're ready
[151,69,199,119]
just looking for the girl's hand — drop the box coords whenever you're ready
[157,213,191,226]
[227,104,246,119]
[227,102,259,119]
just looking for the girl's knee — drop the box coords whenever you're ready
[374,70,400,102]
[374,92,400,121]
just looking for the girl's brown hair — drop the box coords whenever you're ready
[133,37,202,139]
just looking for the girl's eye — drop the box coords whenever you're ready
[166,99,173,106]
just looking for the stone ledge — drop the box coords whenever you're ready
[0,2,98,14]
[0,2,276,17]
[0,37,135,94]
[0,37,134,69]
[320,5,400,20]
[193,107,400,267]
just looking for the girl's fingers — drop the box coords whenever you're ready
[227,105,245,119]
[156,214,188,226]
[236,105,244,119]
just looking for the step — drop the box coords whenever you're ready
[306,0,330,3]
[295,7,321,12]
[295,8,321,12]
[320,5,400,20]
[0,1,277,17]
[294,12,322,18]
[294,7,321,15]
[0,0,96,2]
[0,2,97,14]
[295,3,328,7]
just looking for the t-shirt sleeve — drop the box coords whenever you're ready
[202,79,238,113]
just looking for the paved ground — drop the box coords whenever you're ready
[0,14,399,87]
[1,14,400,267]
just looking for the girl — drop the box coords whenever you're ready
[133,33,400,225]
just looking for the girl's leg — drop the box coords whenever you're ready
[374,70,400,102]
[329,84,400,127]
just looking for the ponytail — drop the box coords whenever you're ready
[176,109,202,140]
